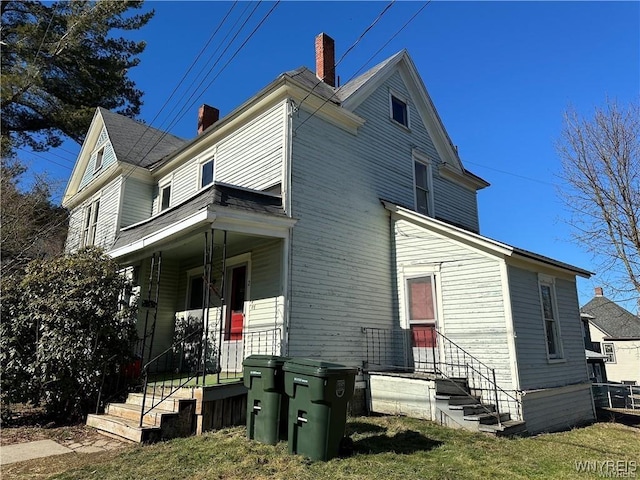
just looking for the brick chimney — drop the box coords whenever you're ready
[197,104,219,135]
[315,33,335,87]
[595,287,603,297]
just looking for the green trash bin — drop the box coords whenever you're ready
[283,358,358,461]
[243,355,289,445]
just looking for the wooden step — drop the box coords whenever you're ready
[449,403,496,416]
[479,420,528,437]
[105,402,178,426]
[86,413,161,443]
[435,378,469,396]
[435,394,481,405]
[125,392,184,411]
[464,412,511,425]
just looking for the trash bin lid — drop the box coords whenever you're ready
[243,355,289,368]
[283,358,358,377]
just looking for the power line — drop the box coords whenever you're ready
[294,0,431,134]
[17,148,73,171]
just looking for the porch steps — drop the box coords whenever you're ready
[87,390,197,443]
[435,378,526,437]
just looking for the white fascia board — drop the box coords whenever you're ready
[152,80,364,178]
[62,108,104,207]
[384,201,590,279]
[109,210,215,258]
[384,201,513,258]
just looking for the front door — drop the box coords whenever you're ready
[225,265,247,341]
[406,275,438,371]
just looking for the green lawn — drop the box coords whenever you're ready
[4,417,639,480]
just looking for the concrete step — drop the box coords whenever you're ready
[105,402,177,426]
[479,420,528,437]
[86,413,161,443]
[464,412,511,425]
[435,394,481,405]
[449,403,496,416]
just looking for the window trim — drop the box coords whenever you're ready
[538,275,564,361]
[81,198,100,247]
[94,146,105,172]
[199,158,215,189]
[603,342,616,363]
[159,181,172,212]
[389,90,410,129]
[412,149,434,217]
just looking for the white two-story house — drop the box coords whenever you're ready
[63,34,595,438]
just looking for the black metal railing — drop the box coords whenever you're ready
[94,352,143,415]
[362,326,522,422]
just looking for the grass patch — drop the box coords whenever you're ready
[2,417,638,480]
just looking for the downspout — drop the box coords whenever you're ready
[281,98,295,355]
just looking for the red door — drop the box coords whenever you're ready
[225,265,246,341]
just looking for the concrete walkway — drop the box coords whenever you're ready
[1,436,125,465]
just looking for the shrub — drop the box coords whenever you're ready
[0,247,138,421]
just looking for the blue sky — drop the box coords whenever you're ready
[23,1,639,308]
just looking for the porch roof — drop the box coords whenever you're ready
[110,183,290,257]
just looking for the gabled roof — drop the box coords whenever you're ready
[283,67,339,104]
[382,200,592,278]
[98,108,186,168]
[581,295,640,339]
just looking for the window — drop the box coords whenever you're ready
[225,264,247,341]
[413,151,434,217]
[391,94,408,127]
[539,277,563,359]
[94,147,104,172]
[81,200,100,246]
[200,159,214,188]
[160,184,171,211]
[407,276,437,348]
[187,275,205,310]
[603,343,616,363]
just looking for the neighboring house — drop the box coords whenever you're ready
[582,288,640,385]
[63,33,595,439]
[581,312,608,383]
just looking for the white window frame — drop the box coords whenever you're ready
[222,253,251,342]
[94,146,105,172]
[81,198,100,247]
[389,89,410,129]
[199,158,215,189]
[159,180,172,212]
[538,274,564,361]
[603,343,616,363]
[412,149,434,217]
[401,265,443,332]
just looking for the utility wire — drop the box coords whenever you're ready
[294,0,431,135]
[17,148,73,171]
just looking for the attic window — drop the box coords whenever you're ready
[200,159,214,188]
[160,184,171,211]
[390,93,409,128]
[94,147,105,172]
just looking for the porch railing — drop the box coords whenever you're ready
[592,383,640,409]
[362,326,522,422]
[138,324,282,427]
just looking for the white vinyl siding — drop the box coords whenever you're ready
[393,219,515,395]
[120,177,153,227]
[93,178,121,249]
[79,127,116,190]
[508,265,590,390]
[65,206,85,253]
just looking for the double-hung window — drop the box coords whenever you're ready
[413,150,434,217]
[81,199,100,246]
[603,343,616,363]
[539,276,563,360]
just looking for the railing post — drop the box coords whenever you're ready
[139,367,149,428]
[492,368,501,426]
[430,326,436,374]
